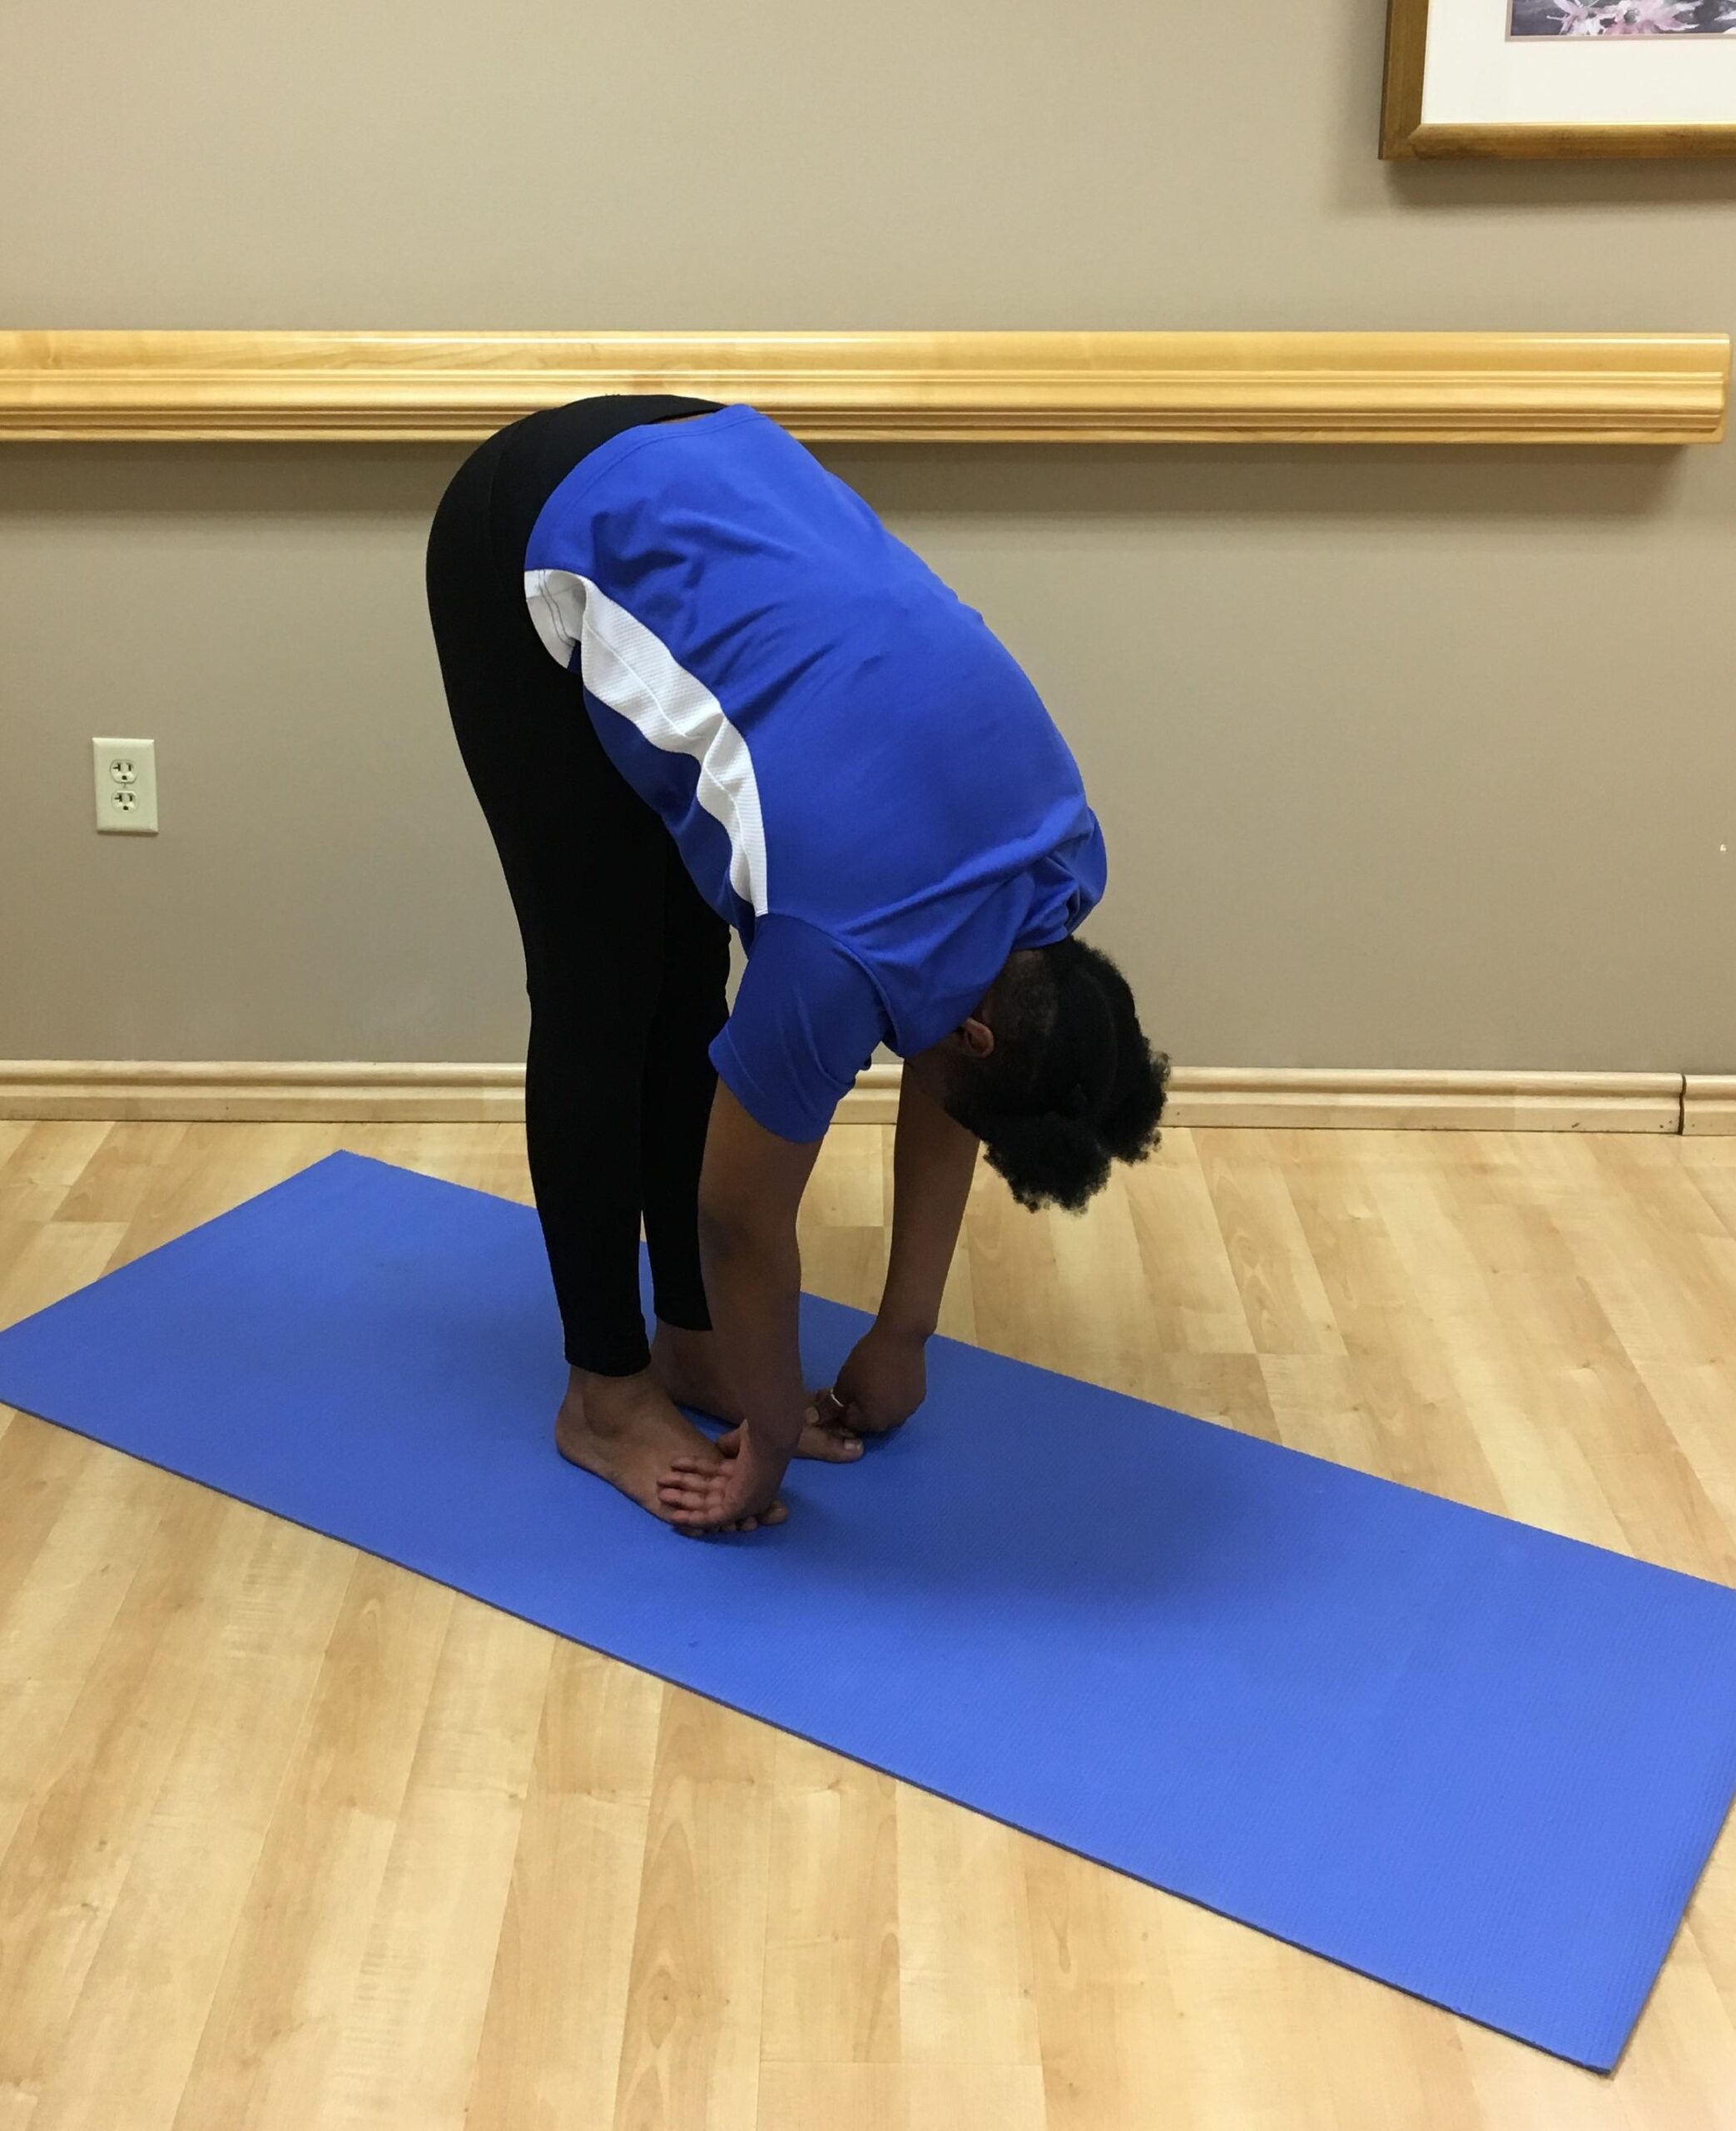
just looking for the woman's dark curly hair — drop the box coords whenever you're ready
[942,935,1168,1213]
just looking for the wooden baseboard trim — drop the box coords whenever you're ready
[0,1061,1694,1133]
[0,1061,528,1124]
[1161,1067,1684,1135]
[1684,1076,1736,1137]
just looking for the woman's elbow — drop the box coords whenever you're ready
[697,1188,796,1270]
[697,1192,756,1264]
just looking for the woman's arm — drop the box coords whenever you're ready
[823,1062,978,1437]
[656,1082,823,1531]
[882,1064,980,1340]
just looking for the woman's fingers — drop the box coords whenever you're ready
[811,1384,907,1439]
[796,1422,864,1463]
[711,1412,858,1468]
[813,1387,847,1425]
[845,1400,907,1438]
[793,1388,863,1463]
[657,1469,723,1507]
[656,1458,789,1535]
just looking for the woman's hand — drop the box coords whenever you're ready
[657,1423,792,1534]
[820,1321,929,1439]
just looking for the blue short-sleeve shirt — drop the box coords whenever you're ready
[523,406,1107,1142]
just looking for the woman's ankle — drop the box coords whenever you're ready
[652,1319,711,1359]
[562,1361,660,1435]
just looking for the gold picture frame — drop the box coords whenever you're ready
[1382,0,1736,158]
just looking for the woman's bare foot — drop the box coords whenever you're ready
[556,1366,732,1523]
[653,1324,862,1467]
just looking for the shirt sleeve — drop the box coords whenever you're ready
[1017,817,1109,949]
[709,915,890,1143]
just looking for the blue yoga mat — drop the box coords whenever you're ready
[2,1151,1733,2068]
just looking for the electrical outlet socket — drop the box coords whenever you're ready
[94,738,158,834]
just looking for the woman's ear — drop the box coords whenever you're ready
[955,1014,995,1061]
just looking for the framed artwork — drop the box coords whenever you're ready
[1382,0,1736,156]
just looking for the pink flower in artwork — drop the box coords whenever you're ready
[1604,0,1700,25]
[1546,0,1702,24]
[1549,0,1612,30]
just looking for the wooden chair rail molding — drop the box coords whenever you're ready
[0,330,1726,445]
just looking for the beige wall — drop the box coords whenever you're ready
[2,0,1734,1071]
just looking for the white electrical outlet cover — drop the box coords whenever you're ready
[93,737,158,834]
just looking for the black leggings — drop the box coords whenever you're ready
[425,395,730,1376]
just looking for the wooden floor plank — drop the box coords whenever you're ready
[0,1445,169,1863]
[895,1783,1040,2069]
[761,1733,900,2069]
[53,1124,191,1228]
[465,1646,664,2131]
[170,1558,454,2131]
[756,2062,1049,2131]
[0,1224,127,1332]
[610,1691,777,2131]
[24,1509,354,2131]
[315,1599,553,2131]
[0,1124,112,1228]
[1193,1134,1347,1358]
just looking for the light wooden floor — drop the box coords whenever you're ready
[2,1119,1734,2131]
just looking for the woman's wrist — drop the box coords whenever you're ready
[870,1309,935,1347]
[744,1405,808,1459]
